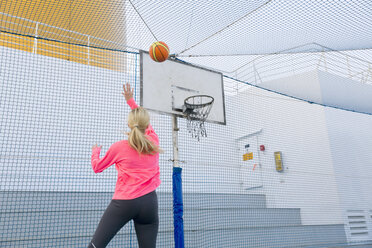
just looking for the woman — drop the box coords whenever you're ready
[88,83,161,248]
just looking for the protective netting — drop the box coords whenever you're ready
[1,1,372,248]
[125,0,372,56]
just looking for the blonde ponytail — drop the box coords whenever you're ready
[127,107,161,154]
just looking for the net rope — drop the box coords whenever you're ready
[1,1,372,247]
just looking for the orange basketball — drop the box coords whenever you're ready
[149,41,169,62]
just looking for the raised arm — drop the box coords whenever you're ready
[123,83,157,139]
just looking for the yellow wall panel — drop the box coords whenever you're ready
[1,33,33,53]
[0,0,126,71]
[0,0,126,43]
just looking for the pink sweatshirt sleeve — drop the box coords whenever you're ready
[91,144,118,173]
[126,97,139,110]
[126,98,158,142]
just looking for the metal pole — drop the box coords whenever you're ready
[172,115,180,168]
[172,115,184,248]
[87,36,90,65]
[33,22,39,54]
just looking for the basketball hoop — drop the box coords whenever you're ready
[183,95,214,141]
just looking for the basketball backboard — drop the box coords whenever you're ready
[140,51,226,125]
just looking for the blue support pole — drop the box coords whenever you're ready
[173,167,184,248]
[172,115,184,248]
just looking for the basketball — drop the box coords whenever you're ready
[149,41,169,62]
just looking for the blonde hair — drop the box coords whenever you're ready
[127,107,161,154]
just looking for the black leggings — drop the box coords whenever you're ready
[88,191,158,248]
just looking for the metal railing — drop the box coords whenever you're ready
[228,44,372,91]
[0,12,131,70]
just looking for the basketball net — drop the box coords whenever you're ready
[183,95,214,141]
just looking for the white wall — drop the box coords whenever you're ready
[238,70,372,229]
[318,71,372,210]
[1,46,131,191]
[232,83,343,225]
[243,70,372,227]
[324,106,372,242]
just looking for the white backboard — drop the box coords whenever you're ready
[140,51,226,125]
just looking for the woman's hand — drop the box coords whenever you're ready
[122,83,134,101]
[92,144,102,151]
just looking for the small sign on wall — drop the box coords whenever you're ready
[274,151,283,172]
[243,152,253,161]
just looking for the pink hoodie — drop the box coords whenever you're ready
[91,98,161,200]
